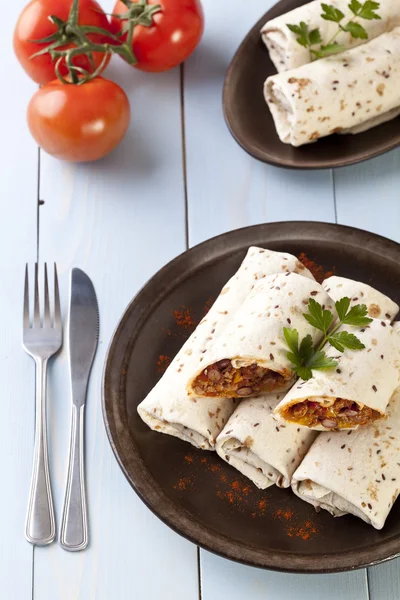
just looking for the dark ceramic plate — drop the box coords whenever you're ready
[103,222,400,573]
[223,0,400,169]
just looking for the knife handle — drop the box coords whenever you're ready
[60,404,88,552]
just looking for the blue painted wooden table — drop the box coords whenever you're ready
[3,0,400,598]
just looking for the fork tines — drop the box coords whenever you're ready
[24,263,61,330]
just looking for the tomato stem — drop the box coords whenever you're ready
[29,0,144,84]
[113,0,162,52]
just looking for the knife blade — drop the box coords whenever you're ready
[60,268,99,552]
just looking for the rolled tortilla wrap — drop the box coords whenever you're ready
[261,0,400,73]
[216,393,317,489]
[322,276,399,321]
[187,273,335,399]
[264,28,400,147]
[275,319,400,431]
[138,248,313,450]
[292,382,400,530]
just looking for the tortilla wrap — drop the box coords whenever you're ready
[292,343,400,530]
[187,273,335,399]
[264,28,400,147]
[322,276,399,321]
[261,0,400,73]
[138,248,313,450]
[216,392,317,489]
[275,319,400,430]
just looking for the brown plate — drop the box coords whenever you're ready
[223,0,400,169]
[103,222,400,573]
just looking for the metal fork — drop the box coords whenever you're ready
[23,263,62,546]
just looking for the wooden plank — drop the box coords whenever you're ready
[184,0,368,597]
[201,552,369,600]
[334,150,400,242]
[33,54,198,600]
[334,148,400,600]
[184,0,335,247]
[0,1,39,597]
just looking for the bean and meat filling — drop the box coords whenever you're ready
[283,398,381,429]
[192,359,287,398]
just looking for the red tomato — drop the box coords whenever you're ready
[13,0,112,85]
[27,78,131,162]
[111,0,204,72]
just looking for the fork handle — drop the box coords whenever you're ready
[25,358,56,546]
[60,404,88,552]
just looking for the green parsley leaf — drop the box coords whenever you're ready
[287,21,312,48]
[348,0,362,15]
[293,364,313,380]
[303,297,334,334]
[358,1,381,20]
[328,331,366,352]
[286,23,305,35]
[307,351,338,370]
[283,327,299,355]
[312,42,347,59]
[341,21,368,38]
[299,334,314,363]
[341,304,373,327]
[321,3,345,22]
[308,28,323,45]
[335,297,351,321]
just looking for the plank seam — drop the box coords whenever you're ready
[197,546,202,600]
[180,63,189,251]
[366,566,372,600]
[181,59,201,599]
[36,148,41,262]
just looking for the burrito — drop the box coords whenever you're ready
[187,273,335,399]
[261,0,400,73]
[322,276,399,321]
[138,248,313,450]
[275,319,400,431]
[216,393,317,489]
[292,382,400,529]
[264,28,400,147]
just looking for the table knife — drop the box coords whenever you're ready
[60,268,99,552]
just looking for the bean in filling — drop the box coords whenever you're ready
[193,359,286,397]
[284,398,381,429]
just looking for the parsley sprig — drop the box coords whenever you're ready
[287,1,381,61]
[283,297,373,380]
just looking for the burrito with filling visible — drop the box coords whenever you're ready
[187,273,335,399]
[275,318,400,431]
[261,0,400,73]
[138,248,313,450]
[216,393,317,489]
[264,28,400,147]
[292,380,400,529]
[322,276,399,321]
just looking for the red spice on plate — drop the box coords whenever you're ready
[173,306,197,330]
[203,296,215,317]
[298,252,334,284]
[157,354,171,373]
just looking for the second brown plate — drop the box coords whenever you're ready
[223,0,400,169]
[103,222,400,574]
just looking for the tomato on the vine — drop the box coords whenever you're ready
[27,78,131,162]
[111,0,204,72]
[13,0,113,85]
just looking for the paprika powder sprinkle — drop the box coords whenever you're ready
[173,476,195,491]
[203,296,215,317]
[173,306,197,330]
[287,521,318,541]
[298,252,334,284]
[157,354,171,374]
